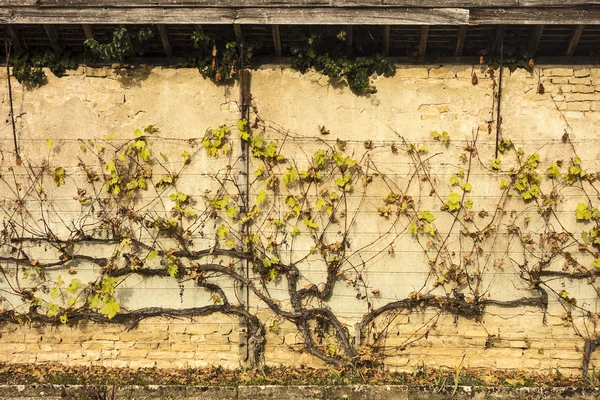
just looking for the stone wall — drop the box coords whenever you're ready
[0,64,599,374]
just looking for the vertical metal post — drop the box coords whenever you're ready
[238,44,252,365]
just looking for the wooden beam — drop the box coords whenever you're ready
[528,24,544,56]
[0,7,470,25]
[383,25,390,56]
[470,8,600,25]
[43,25,63,53]
[271,24,281,57]
[7,0,600,7]
[157,24,173,57]
[492,25,505,54]
[417,25,429,58]
[345,25,353,55]
[565,24,585,56]
[5,25,25,50]
[82,24,94,40]
[233,24,243,41]
[454,25,467,56]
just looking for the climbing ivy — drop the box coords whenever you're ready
[290,28,395,94]
[84,27,154,62]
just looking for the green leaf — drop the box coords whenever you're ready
[500,178,508,189]
[256,189,267,206]
[576,203,593,221]
[217,225,229,239]
[546,163,561,179]
[226,206,238,219]
[45,139,53,149]
[59,314,68,324]
[88,295,99,309]
[52,167,65,186]
[67,279,81,293]
[408,222,418,236]
[592,259,600,269]
[160,152,169,161]
[304,218,318,229]
[134,128,143,138]
[418,211,435,223]
[147,250,158,261]
[450,176,460,186]
[462,182,472,192]
[100,297,120,319]
[491,158,501,170]
[182,151,190,165]
[316,198,325,211]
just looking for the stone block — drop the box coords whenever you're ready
[544,68,573,77]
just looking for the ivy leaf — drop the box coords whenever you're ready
[546,163,561,179]
[255,190,267,206]
[100,297,120,319]
[500,178,508,189]
[45,139,53,149]
[576,203,593,221]
[147,250,158,261]
[491,158,501,170]
[67,279,81,293]
[182,151,190,165]
[217,225,229,239]
[408,222,418,236]
[134,128,143,138]
[592,259,600,269]
[462,182,472,192]
[226,206,238,219]
[304,218,318,229]
[417,211,435,223]
[52,167,65,186]
[88,295,99,309]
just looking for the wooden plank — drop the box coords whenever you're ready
[157,24,173,57]
[82,24,94,40]
[272,24,281,57]
[519,0,599,6]
[5,25,25,50]
[470,8,600,24]
[454,25,467,56]
[43,25,64,53]
[380,0,518,6]
[528,24,544,55]
[565,24,585,56]
[33,0,527,7]
[10,0,600,7]
[382,25,390,56]
[37,0,334,6]
[0,7,470,24]
[235,7,470,24]
[417,25,428,58]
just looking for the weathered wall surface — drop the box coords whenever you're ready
[0,64,599,374]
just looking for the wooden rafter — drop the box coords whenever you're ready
[382,25,390,56]
[454,26,468,56]
[157,24,173,57]
[82,24,94,40]
[528,24,544,56]
[272,25,282,57]
[5,25,25,50]
[417,25,429,58]
[44,25,63,53]
[566,24,585,56]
